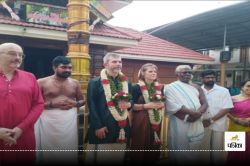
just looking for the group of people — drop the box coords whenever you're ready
[85,55,165,164]
[164,65,250,165]
[165,66,234,165]
[0,42,250,165]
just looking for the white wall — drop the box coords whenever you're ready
[208,49,221,64]
[207,47,242,64]
[230,48,240,63]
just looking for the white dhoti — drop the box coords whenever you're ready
[164,81,205,164]
[35,108,78,164]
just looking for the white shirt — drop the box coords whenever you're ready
[201,84,233,131]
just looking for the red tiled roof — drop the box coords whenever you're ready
[0,16,213,62]
[92,23,141,40]
[113,26,214,61]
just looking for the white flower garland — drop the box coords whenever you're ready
[100,69,128,121]
[138,80,164,144]
[138,80,164,125]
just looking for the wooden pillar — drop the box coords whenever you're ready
[220,63,225,86]
[67,0,90,151]
[220,24,227,87]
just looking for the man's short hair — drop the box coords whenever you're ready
[0,43,22,55]
[52,56,71,67]
[175,65,191,74]
[103,53,121,64]
[200,70,216,78]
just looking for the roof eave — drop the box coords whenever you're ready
[0,23,138,48]
[117,53,214,65]
[91,35,138,47]
[0,23,66,41]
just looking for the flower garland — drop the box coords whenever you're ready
[100,69,129,143]
[138,80,164,145]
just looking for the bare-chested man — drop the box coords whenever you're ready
[35,56,84,164]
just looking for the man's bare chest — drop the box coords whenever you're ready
[43,80,76,98]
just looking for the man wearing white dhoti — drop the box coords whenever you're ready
[164,65,208,165]
[35,56,85,164]
[35,108,78,163]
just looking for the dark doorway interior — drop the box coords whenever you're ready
[23,47,63,79]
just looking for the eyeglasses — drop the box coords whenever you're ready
[0,51,25,58]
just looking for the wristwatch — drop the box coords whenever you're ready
[210,118,214,124]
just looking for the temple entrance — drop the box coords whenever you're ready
[23,47,63,79]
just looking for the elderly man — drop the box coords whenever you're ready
[0,43,44,164]
[164,65,208,165]
[35,56,84,164]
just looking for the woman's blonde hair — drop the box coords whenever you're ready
[138,63,158,81]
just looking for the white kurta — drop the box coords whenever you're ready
[201,84,233,131]
[35,108,78,164]
[201,84,234,164]
[164,81,205,164]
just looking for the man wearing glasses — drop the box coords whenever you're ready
[0,43,44,164]
[35,56,84,164]
[164,65,208,165]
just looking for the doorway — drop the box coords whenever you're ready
[23,47,64,79]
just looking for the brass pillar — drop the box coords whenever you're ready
[67,0,90,149]
[67,0,90,89]
[160,117,168,159]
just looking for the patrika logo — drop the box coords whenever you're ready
[230,135,239,141]
[225,132,245,151]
